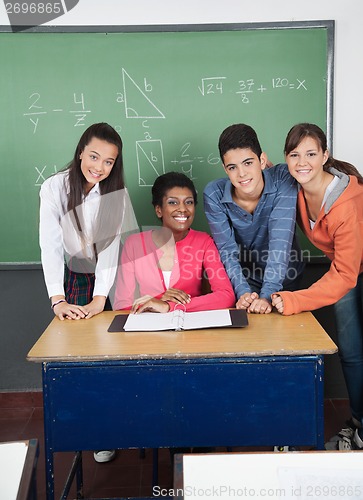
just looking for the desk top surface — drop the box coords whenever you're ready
[27,311,337,362]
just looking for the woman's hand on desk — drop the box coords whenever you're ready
[131,296,170,314]
[130,287,191,314]
[160,288,191,305]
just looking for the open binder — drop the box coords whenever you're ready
[108,308,248,332]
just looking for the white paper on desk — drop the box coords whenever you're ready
[183,309,231,329]
[124,311,176,331]
[0,442,27,500]
[123,309,232,331]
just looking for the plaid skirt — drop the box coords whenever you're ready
[64,266,95,306]
[64,266,112,309]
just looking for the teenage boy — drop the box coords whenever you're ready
[203,123,304,314]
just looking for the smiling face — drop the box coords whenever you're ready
[285,136,329,186]
[155,186,195,240]
[222,147,266,201]
[80,137,119,193]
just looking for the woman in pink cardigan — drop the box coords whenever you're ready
[113,172,235,313]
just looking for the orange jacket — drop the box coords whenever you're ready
[277,170,363,315]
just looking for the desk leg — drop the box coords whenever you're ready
[43,363,55,500]
[152,448,158,488]
[60,452,83,499]
[76,452,84,498]
[316,356,325,450]
[44,446,54,500]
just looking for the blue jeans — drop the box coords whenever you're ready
[334,273,363,423]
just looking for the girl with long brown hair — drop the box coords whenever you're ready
[272,123,363,450]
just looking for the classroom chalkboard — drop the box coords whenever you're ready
[0,21,334,264]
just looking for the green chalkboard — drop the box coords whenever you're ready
[0,22,334,264]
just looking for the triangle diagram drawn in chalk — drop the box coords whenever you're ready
[136,140,165,186]
[122,68,165,119]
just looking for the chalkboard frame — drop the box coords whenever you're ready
[0,20,334,269]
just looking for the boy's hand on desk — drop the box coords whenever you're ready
[83,296,107,319]
[271,293,284,314]
[247,297,272,314]
[236,293,272,314]
[236,292,259,310]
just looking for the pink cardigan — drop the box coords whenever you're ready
[113,229,235,311]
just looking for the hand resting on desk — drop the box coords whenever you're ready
[236,292,272,314]
[131,295,170,314]
[53,296,106,320]
[271,293,284,314]
[131,288,192,314]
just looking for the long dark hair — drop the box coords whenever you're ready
[67,122,124,212]
[65,123,127,259]
[284,123,363,184]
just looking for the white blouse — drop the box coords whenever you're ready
[39,171,138,299]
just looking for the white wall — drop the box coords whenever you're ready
[1,0,362,171]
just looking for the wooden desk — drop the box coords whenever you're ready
[27,311,337,500]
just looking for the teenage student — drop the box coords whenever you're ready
[203,123,304,314]
[271,123,363,450]
[39,122,137,463]
[40,122,137,320]
[113,171,235,313]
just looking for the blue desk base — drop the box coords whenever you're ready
[42,355,324,499]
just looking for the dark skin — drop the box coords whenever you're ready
[131,186,195,314]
